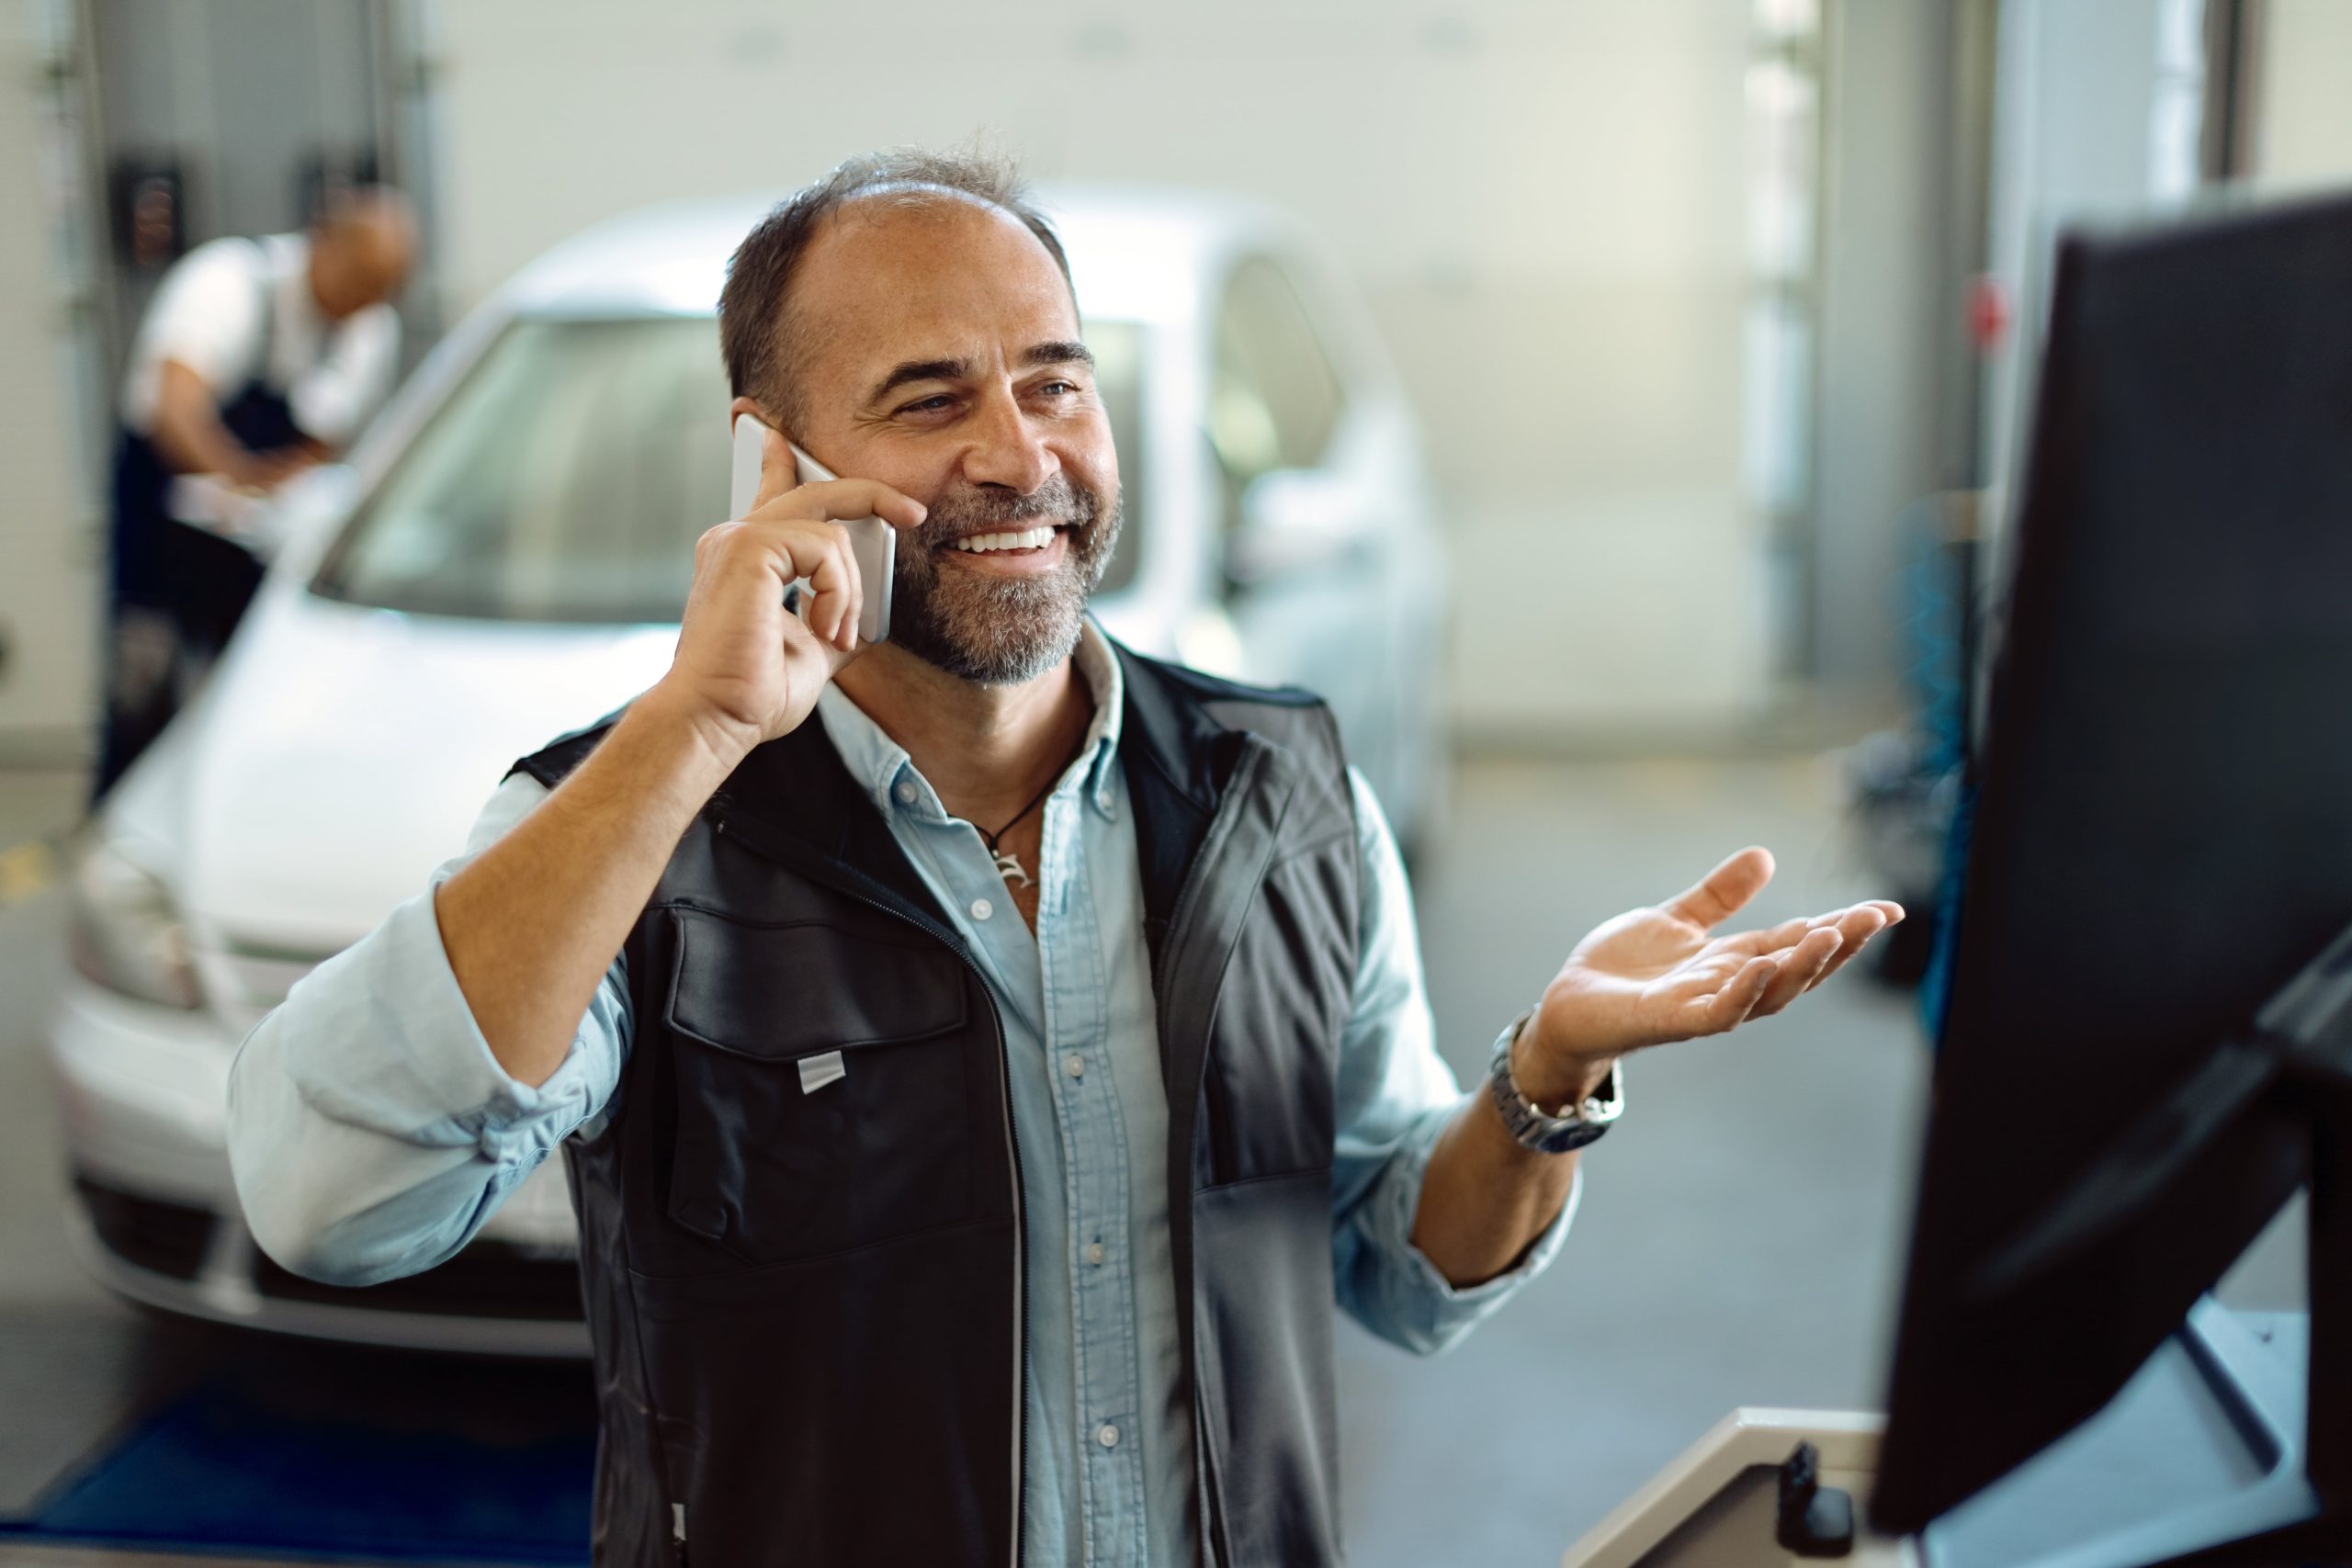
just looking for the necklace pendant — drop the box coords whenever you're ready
[994,851,1034,889]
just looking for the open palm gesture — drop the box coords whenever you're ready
[1522,848,1903,1092]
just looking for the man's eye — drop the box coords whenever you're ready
[899,395,956,414]
[1039,380,1080,397]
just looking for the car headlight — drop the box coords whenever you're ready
[68,835,203,1010]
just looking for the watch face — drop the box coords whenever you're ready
[1535,1119,1611,1156]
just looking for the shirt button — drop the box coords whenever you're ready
[893,779,918,805]
[1097,1423,1120,1450]
[969,898,993,921]
[1064,1053,1085,1078]
[1086,1241,1106,1266]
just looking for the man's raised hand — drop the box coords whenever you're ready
[652,422,925,761]
[1515,847,1904,1104]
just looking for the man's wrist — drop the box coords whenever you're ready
[624,684,761,788]
[1510,1017,1618,1112]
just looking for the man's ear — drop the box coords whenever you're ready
[728,394,807,450]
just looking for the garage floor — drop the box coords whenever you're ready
[0,754,2307,1566]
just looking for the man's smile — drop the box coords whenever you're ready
[935,524,1072,574]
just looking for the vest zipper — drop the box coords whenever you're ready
[711,815,1028,1568]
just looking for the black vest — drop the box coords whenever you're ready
[514,645,1363,1567]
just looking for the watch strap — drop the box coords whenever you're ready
[1487,1011,1624,1155]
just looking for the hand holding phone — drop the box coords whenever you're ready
[653,422,920,754]
[730,415,895,644]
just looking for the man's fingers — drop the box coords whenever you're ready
[1805,907,1889,989]
[822,530,861,651]
[1706,955,1780,1031]
[1728,912,1820,955]
[750,423,798,513]
[1666,847,1776,931]
[711,517,867,651]
[1748,927,1842,1016]
[807,534,865,651]
[749,475,929,533]
[1727,897,1909,956]
[803,549,844,645]
[1802,901,1905,990]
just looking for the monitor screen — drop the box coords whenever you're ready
[1872,191,2352,1529]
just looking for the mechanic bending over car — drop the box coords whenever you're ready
[100,186,416,796]
[226,150,1900,1568]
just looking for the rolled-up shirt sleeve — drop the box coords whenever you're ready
[1330,768,1577,1356]
[226,772,628,1286]
[118,238,268,431]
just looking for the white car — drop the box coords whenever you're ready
[51,185,1449,1353]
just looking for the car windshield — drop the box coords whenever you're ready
[313,314,1147,624]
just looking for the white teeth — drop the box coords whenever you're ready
[954,526,1057,553]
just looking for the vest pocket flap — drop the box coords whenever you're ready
[663,910,968,1061]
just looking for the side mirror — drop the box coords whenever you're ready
[1225,468,1373,589]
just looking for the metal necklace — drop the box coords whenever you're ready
[975,773,1061,889]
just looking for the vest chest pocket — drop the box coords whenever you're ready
[660,909,978,1267]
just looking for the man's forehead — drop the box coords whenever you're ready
[791,197,1079,379]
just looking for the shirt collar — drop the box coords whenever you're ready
[816,616,1125,823]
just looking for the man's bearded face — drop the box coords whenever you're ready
[885,471,1122,685]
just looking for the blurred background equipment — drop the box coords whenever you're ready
[2,0,2352,1563]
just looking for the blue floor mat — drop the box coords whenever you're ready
[0,1377,594,1563]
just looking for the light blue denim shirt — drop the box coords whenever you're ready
[227,624,1576,1568]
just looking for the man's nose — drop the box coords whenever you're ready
[957,391,1057,494]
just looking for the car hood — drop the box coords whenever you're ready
[152,585,677,952]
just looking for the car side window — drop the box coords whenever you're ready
[1209,256,1346,516]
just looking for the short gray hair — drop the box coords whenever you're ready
[717,149,1075,426]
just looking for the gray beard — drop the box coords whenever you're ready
[886,474,1122,686]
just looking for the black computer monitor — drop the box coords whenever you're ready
[1871,190,2352,1560]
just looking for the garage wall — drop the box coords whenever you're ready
[0,1,99,762]
[424,0,1773,742]
[2251,0,2352,188]
[1807,0,1953,703]
[1976,0,2202,505]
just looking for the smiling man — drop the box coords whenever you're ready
[227,152,1897,1568]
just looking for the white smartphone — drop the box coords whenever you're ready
[729,414,894,644]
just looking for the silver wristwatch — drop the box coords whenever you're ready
[1487,1010,1625,1155]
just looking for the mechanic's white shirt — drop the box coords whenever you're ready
[118,232,400,447]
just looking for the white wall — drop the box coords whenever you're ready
[1807,0,1950,699]
[426,0,1771,741]
[0,0,98,761]
[2252,0,2352,189]
[1978,0,2204,502]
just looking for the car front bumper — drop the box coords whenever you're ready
[47,972,589,1358]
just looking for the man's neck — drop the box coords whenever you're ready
[831,641,1095,830]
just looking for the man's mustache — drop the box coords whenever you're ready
[912,476,1102,552]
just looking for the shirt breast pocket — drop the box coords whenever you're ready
[659,909,978,1268]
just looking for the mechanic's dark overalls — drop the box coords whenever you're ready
[97,273,303,796]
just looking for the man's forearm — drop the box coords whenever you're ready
[151,359,259,479]
[434,691,748,1087]
[1409,1086,1579,1288]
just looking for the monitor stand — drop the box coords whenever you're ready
[1925,1302,2312,1568]
[1939,921,2352,1568]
